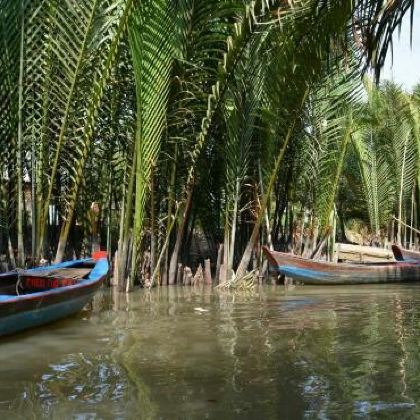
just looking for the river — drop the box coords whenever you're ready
[1,284,420,419]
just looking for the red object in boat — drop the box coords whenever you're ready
[92,251,108,261]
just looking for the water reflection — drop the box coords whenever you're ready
[1,284,420,418]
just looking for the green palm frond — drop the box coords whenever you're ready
[356,0,414,81]
[129,0,179,277]
[0,0,135,261]
[54,0,135,261]
[348,82,419,239]
[351,128,395,233]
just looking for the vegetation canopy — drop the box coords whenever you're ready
[0,0,417,287]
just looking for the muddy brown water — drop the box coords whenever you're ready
[1,284,420,419]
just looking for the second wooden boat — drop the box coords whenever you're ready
[392,245,420,262]
[0,254,108,337]
[263,246,420,285]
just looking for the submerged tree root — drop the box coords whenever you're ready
[216,270,257,290]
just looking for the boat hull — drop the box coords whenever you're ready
[263,246,420,285]
[278,265,420,285]
[0,293,94,336]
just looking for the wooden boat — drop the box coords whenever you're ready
[392,245,420,262]
[0,253,108,337]
[263,246,420,285]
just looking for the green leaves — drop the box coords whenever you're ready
[129,0,178,278]
[351,82,420,237]
[0,0,135,261]
[0,0,417,275]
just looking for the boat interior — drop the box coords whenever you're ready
[0,261,96,297]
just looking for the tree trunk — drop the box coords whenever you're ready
[177,263,183,285]
[115,147,136,290]
[311,227,332,260]
[106,166,112,261]
[227,179,240,272]
[8,235,16,269]
[149,204,179,288]
[168,185,193,285]
[31,139,37,266]
[397,134,409,245]
[162,144,178,286]
[410,186,415,249]
[16,0,25,267]
[215,243,223,283]
[150,167,156,276]
[204,259,212,285]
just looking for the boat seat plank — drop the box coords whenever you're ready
[24,268,92,280]
[334,243,395,263]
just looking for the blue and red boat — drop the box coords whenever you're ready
[0,253,108,337]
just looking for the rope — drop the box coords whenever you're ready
[15,268,25,296]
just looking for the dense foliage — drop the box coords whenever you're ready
[0,0,417,287]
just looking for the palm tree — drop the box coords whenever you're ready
[0,0,416,286]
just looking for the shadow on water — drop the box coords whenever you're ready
[2,284,420,418]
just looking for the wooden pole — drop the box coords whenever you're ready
[393,216,420,236]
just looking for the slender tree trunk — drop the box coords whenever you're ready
[221,225,230,282]
[311,226,332,260]
[168,184,193,284]
[204,259,212,285]
[288,204,294,251]
[150,203,179,288]
[227,178,240,272]
[215,243,223,283]
[16,0,26,267]
[397,135,409,245]
[161,144,178,286]
[161,247,169,286]
[117,150,137,290]
[410,186,415,249]
[34,9,54,262]
[414,190,418,250]
[106,166,112,259]
[115,190,125,287]
[150,167,156,277]
[31,136,36,265]
[259,162,273,251]
[129,128,146,286]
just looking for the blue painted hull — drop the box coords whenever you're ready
[0,293,94,336]
[278,265,420,285]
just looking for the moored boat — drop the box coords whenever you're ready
[0,253,108,337]
[263,246,420,285]
[392,245,420,262]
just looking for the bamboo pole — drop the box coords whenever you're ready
[393,216,420,236]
